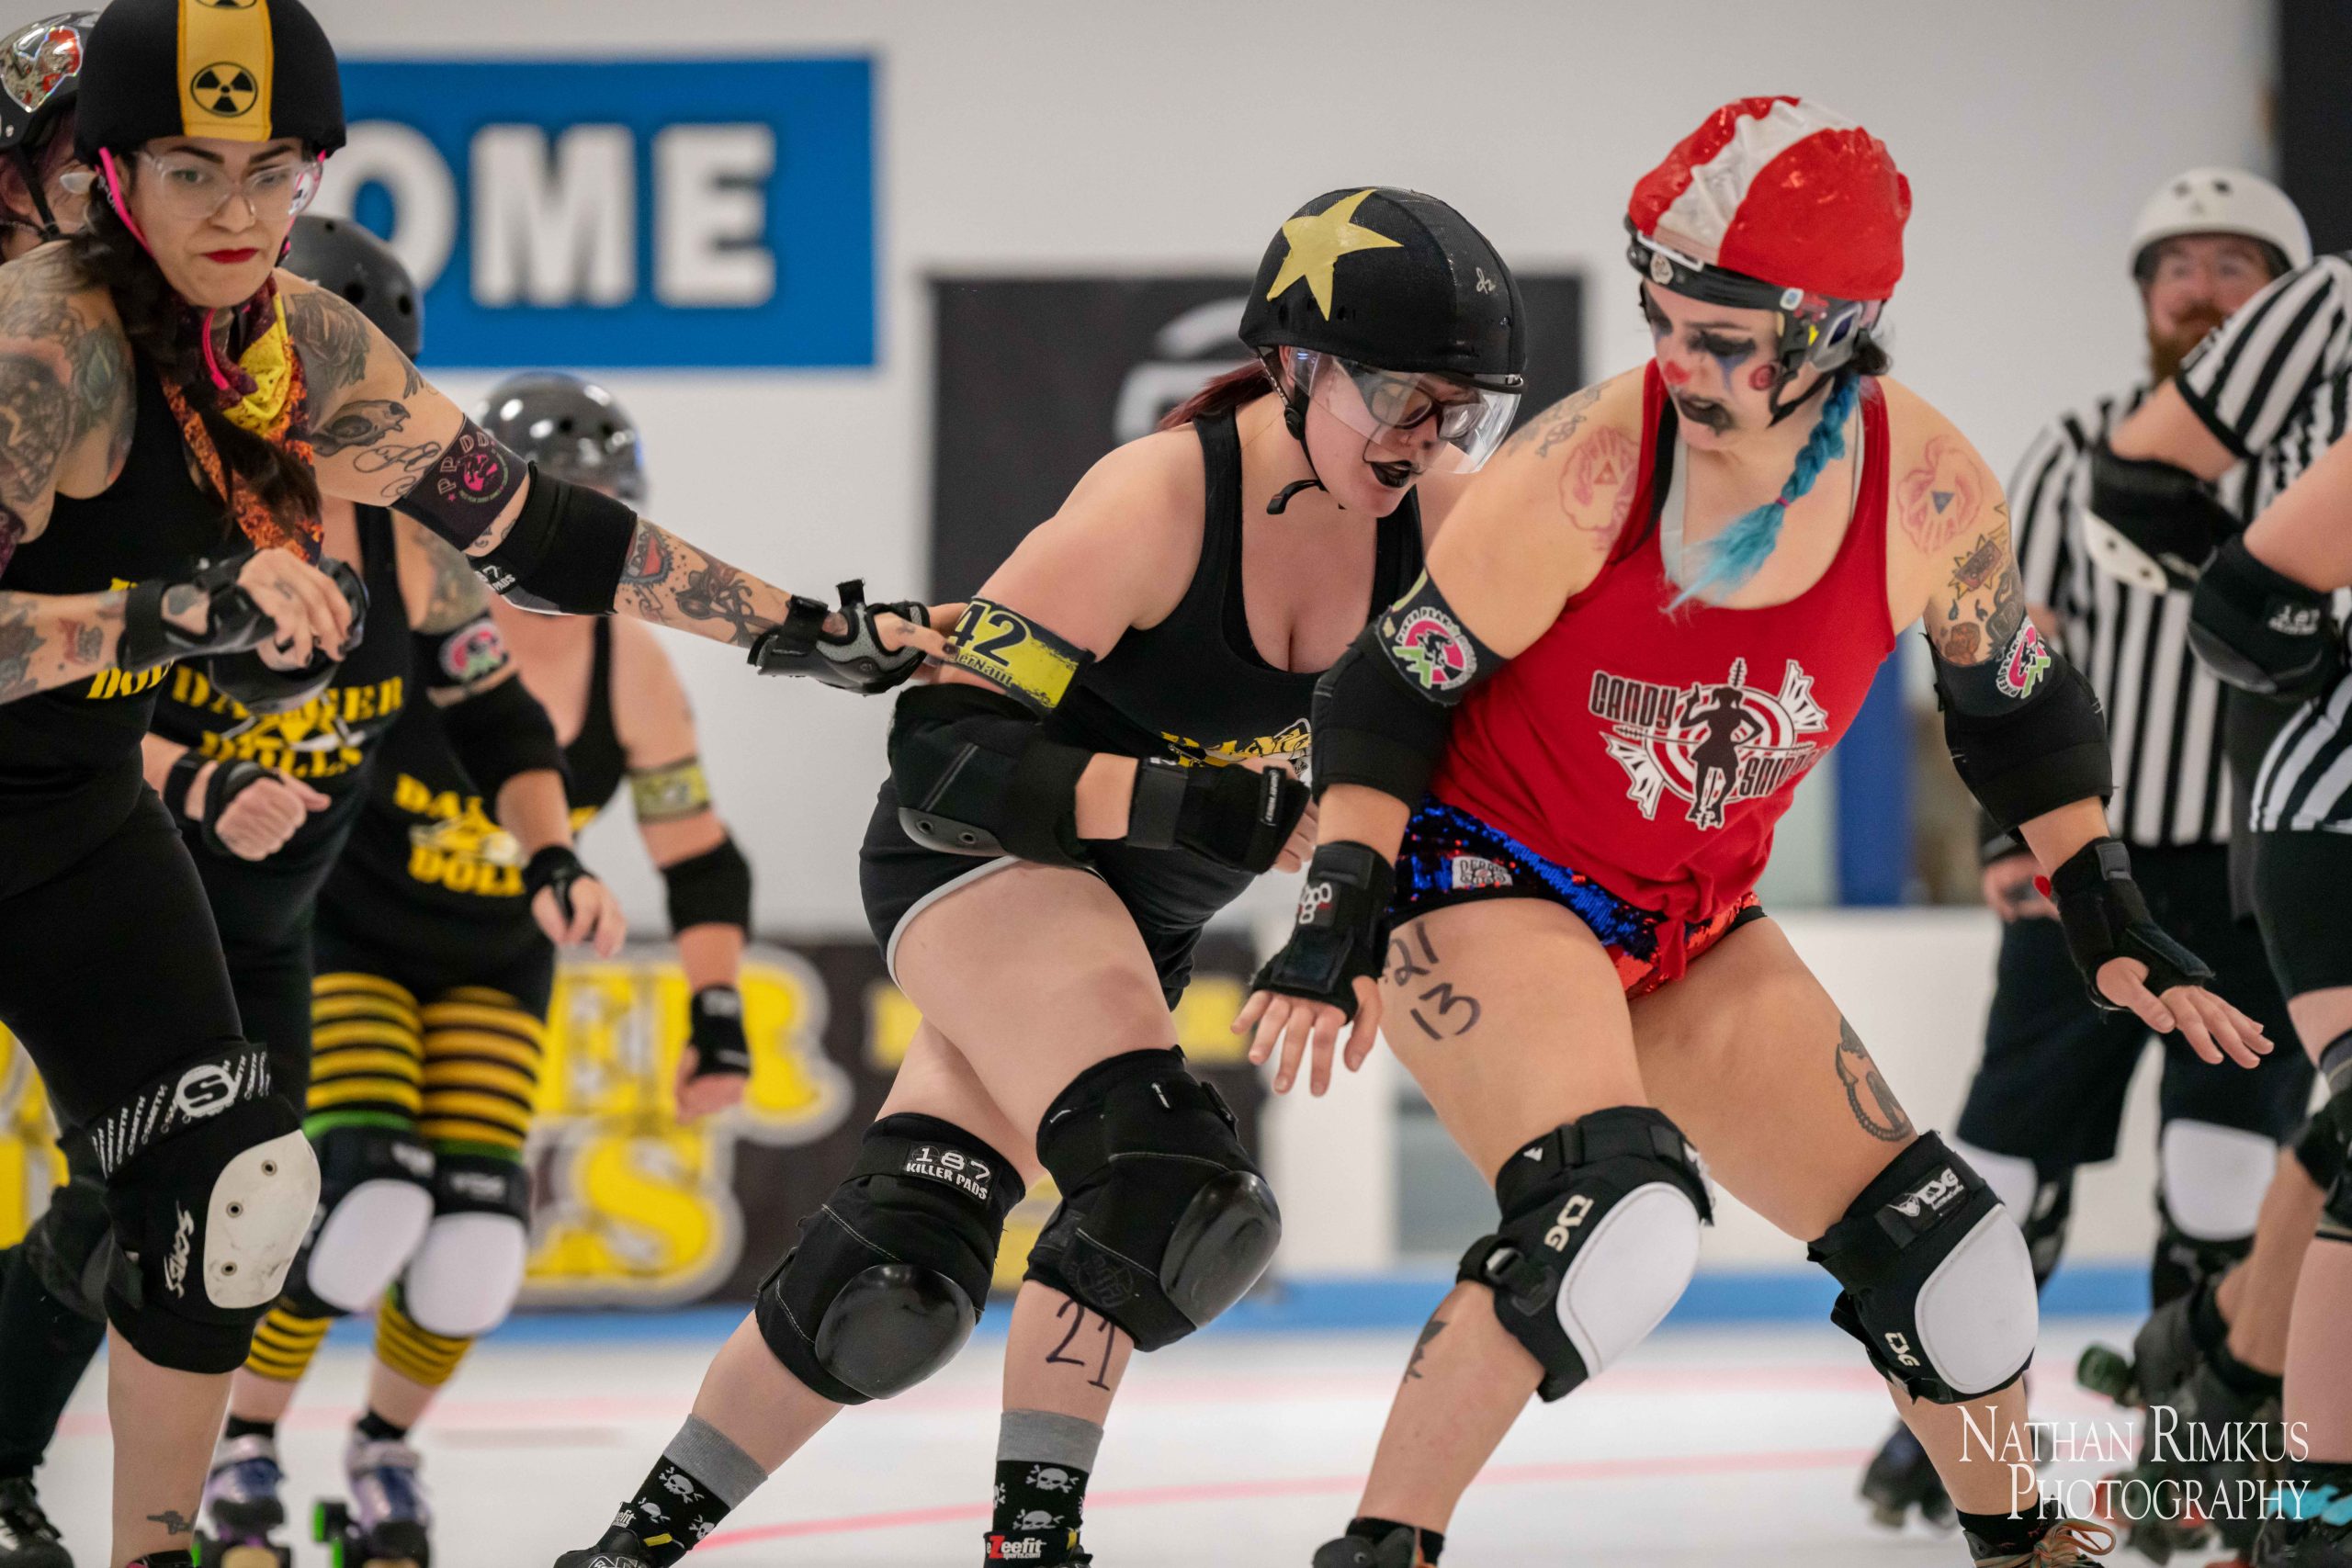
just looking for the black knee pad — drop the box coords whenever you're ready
[1024,1047,1281,1351]
[277,1122,436,1318]
[20,1158,113,1324]
[2320,1034,2352,1245]
[2152,1195,2255,1310]
[67,1046,323,1374]
[2293,1110,2347,1195]
[1457,1107,1710,1403]
[1809,1134,2038,1404]
[755,1113,1023,1404]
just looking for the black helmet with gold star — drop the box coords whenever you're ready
[74,0,344,165]
[1241,186,1525,392]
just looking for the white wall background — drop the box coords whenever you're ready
[300,0,2278,935]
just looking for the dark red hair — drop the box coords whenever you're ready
[1157,359,1274,433]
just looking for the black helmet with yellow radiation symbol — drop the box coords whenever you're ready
[74,0,344,164]
[1239,187,1527,489]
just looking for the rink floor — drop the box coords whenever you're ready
[44,1307,2151,1568]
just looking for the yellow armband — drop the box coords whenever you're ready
[949,599,1092,713]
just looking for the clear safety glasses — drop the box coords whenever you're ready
[65,150,323,227]
[1300,349,1521,475]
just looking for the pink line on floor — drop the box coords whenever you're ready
[694,1445,1877,1551]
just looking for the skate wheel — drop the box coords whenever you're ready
[2077,1343,2134,1403]
[1866,1501,1907,1530]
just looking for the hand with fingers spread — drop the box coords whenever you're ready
[1235,841,1393,1095]
[526,846,628,957]
[2048,837,2271,1067]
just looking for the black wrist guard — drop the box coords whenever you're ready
[2188,535,2346,700]
[749,580,929,694]
[194,760,269,857]
[2084,440,2238,592]
[685,986,752,1080]
[1126,759,1308,873]
[203,558,370,715]
[118,555,268,673]
[523,845,591,922]
[1250,843,1395,1020]
[2048,837,2216,1012]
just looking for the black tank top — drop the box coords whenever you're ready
[1046,408,1425,771]
[0,352,242,886]
[315,616,629,963]
[147,507,410,854]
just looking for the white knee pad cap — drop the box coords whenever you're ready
[402,1213,529,1337]
[308,1179,436,1314]
[205,1130,322,1311]
[1554,1181,1702,1376]
[2161,1120,2276,1241]
[1951,1138,2039,1221]
[1915,1208,2038,1398]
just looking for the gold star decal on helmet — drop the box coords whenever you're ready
[1265,188,1402,320]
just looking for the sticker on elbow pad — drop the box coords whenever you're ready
[949,600,1088,713]
[1381,572,1481,695]
[1995,621,2052,701]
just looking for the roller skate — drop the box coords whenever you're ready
[0,1476,71,1568]
[315,1436,430,1568]
[1311,1521,1419,1567]
[2078,1283,2212,1410]
[197,1434,293,1568]
[2251,1473,2352,1566]
[550,1525,654,1568]
[1967,1517,2116,1564]
[1860,1419,1957,1531]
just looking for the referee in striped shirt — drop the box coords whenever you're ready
[1860,169,2317,1533]
[2098,168,2352,1561]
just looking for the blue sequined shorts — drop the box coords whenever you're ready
[1393,799,1761,997]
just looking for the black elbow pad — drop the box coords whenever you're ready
[440,675,566,802]
[1939,650,2112,832]
[663,835,752,933]
[1309,630,1455,804]
[888,683,1091,867]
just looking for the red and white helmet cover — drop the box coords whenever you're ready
[1629,96,1911,305]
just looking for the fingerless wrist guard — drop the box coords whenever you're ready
[119,555,267,673]
[750,580,930,694]
[1127,758,1309,873]
[2048,837,2215,1012]
[1250,843,1395,1020]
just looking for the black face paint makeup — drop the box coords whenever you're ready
[1672,392,1736,434]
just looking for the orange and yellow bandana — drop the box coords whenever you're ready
[162,284,321,559]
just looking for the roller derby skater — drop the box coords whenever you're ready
[1241,97,2269,1568]
[547,184,1525,1567]
[2096,186,2352,1568]
[1860,164,2314,1540]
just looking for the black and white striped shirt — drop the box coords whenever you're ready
[2177,254,2352,831]
[2014,385,2260,846]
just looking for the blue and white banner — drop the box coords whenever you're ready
[320,57,876,369]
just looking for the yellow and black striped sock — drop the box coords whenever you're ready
[309,972,425,1132]
[418,987,545,1158]
[374,1286,474,1389]
[244,1303,332,1382]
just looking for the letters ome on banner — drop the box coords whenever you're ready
[319,57,876,369]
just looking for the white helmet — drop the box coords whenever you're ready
[2130,167,2312,281]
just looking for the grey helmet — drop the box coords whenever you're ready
[473,372,646,504]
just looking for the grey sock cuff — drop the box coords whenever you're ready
[662,1415,768,1509]
[997,1408,1104,1471]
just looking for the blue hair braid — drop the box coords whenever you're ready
[1674,371,1861,608]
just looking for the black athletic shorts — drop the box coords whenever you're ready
[2249,827,2352,997]
[312,918,558,1021]
[1955,843,2311,1171]
[183,818,355,1103]
[858,780,1250,1009]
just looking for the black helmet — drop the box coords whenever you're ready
[475,373,646,504]
[283,214,421,359]
[1239,186,1525,392]
[74,0,344,166]
[0,13,97,154]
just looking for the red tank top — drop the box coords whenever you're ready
[1432,363,1898,929]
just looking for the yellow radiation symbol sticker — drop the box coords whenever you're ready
[523,949,854,1307]
[188,62,257,117]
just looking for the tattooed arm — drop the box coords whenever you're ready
[0,248,142,702]
[286,273,923,652]
[387,513,526,705]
